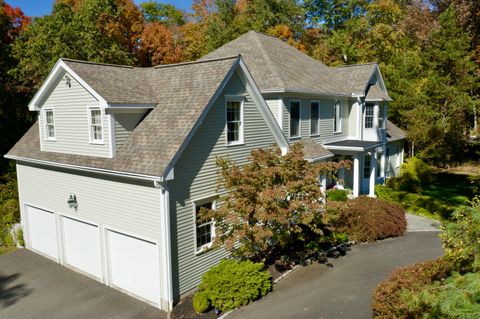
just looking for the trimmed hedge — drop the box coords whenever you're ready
[196,259,271,312]
[326,189,349,202]
[327,196,406,242]
[372,258,452,319]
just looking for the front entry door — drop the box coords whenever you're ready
[361,154,371,194]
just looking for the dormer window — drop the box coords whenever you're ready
[334,100,342,133]
[44,108,56,140]
[88,107,103,144]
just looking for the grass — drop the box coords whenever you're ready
[378,171,477,221]
[0,246,16,255]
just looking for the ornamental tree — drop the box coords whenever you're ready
[200,143,349,261]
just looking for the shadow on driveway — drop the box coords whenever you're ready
[0,249,166,319]
[231,232,443,319]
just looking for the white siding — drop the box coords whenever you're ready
[170,72,278,296]
[38,72,112,157]
[265,99,282,129]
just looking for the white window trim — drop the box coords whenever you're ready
[87,106,104,145]
[193,198,217,254]
[43,108,56,141]
[289,99,301,139]
[309,100,320,137]
[334,100,342,134]
[225,96,244,146]
[364,104,374,130]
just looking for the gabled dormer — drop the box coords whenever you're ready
[28,59,154,158]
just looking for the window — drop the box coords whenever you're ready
[364,154,371,179]
[195,201,214,251]
[365,104,374,129]
[334,100,342,133]
[226,100,243,144]
[290,100,300,138]
[376,153,382,178]
[44,109,55,140]
[310,101,320,136]
[89,107,103,143]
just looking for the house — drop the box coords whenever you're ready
[5,31,405,311]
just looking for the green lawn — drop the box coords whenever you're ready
[377,171,477,221]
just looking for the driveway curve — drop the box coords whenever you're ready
[230,231,443,319]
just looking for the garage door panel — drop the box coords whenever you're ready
[107,230,160,305]
[62,217,102,279]
[27,206,58,260]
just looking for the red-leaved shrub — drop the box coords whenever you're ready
[327,196,407,242]
[372,258,452,319]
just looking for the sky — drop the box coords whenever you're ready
[5,0,193,17]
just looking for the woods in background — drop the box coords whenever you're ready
[0,0,479,173]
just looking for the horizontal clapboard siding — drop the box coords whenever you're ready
[114,112,145,150]
[39,72,111,157]
[170,71,278,296]
[282,97,352,143]
[16,163,161,241]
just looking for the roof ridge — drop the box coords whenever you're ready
[335,62,378,69]
[251,32,286,88]
[61,58,135,69]
[154,55,239,69]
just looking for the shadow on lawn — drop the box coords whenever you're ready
[0,273,32,309]
[423,172,475,206]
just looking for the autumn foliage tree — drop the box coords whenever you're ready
[200,143,349,261]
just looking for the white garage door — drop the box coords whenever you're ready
[62,216,102,279]
[26,206,58,260]
[107,230,160,305]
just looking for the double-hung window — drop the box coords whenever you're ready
[195,201,215,252]
[310,101,320,136]
[44,109,55,140]
[334,100,342,133]
[226,99,243,145]
[289,100,300,138]
[365,104,374,129]
[88,107,103,144]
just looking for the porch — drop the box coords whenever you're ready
[323,140,387,197]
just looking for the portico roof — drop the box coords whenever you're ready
[324,140,384,152]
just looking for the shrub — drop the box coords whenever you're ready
[193,291,211,313]
[440,205,480,272]
[403,272,480,318]
[372,258,452,319]
[198,259,271,312]
[0,173,20,247]
[329,196,406,242]
[375,185,399,202]
[394,157,433,192]
[326,189,348,201]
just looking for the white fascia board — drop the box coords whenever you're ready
[4,155,162,182]
[262,88,355,98]
[306,154,335,162]
[29,59,109,110]
[238,58,289,152]
[107,103,156,109]
[324,145,365,152]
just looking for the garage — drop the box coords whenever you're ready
[61,216,102,279]
[26,205,59,261]
[106,230,160,305]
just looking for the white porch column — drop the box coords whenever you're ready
[320,175,327,193]
[353,154,360,197]
[369,150,377,197]
[381,148,386,179]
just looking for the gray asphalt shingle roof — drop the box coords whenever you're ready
[201,31,391,100]
[386,120,407,141]
[7,56,240,177]
[292,138,333,161]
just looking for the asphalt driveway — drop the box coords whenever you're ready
[231,231,443,319]
[0,249,165,319]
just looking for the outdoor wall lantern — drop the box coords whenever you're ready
[67,193,78,209]
[64,75,71,88]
